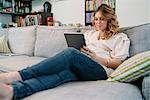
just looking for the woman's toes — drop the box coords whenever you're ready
[0,83,13,100]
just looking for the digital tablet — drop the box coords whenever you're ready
[64,33,86,50]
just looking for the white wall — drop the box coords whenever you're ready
[148,0,150,23]
[32,0,85,25]
[116,0,149,27]
[53,0,84,25]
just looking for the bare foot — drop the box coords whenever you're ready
[0,83,13,100]
[0,72,22,84]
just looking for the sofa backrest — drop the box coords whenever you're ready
[34,26,81,58]
[5,23,149,58]
[121,23,150,57]
[8,26,36,56]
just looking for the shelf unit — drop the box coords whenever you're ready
[14,0,32,14]
[0,0,32,14]
[0,0,53,27]
[0,0,32,27]
[85,0,116,26]
[19,12,53,27]
[0,0,13,13]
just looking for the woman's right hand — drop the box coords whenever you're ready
[80,46,96,58]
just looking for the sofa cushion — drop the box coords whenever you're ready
[107,51,150,82]
[0,35,11,53]
[8,26,36,56]
[0,55,45,71]
[142,74,150,100]
[34,26,79,58]
[122,23,150,57]
[24,81,142,100]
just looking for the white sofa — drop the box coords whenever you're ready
[0,24,149,100]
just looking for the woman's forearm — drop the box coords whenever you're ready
[80,46,122,69]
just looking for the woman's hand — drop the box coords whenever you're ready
[80,46,105,66]
[80,46,96,58]
[80,46,122,69]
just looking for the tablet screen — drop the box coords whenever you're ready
[64,34,86,50]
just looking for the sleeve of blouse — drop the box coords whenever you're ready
[83,30,93,45]
[112,33,130,61]
[83,31,89,41]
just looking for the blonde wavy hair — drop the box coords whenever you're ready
[92,4,120,40]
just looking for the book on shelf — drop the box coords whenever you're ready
[86,12,94,23]
[86,1,89,11]
[89,1,94,11]
[86,0,94,11]
[102,0,115,9]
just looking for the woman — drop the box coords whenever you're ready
[0,4,130,100]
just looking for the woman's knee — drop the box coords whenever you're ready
[63,47,79,55]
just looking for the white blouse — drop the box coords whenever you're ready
[84,30,130,76]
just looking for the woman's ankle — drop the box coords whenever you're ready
[0,71,22,84]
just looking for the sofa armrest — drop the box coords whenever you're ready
[142,74,150,100]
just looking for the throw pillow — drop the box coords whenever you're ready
[107,51,150,82]
[0,35,11,53]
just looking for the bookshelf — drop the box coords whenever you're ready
[12,0,33,27]
[0,0,32,27]
[0,0,32,14]
[0,0,53,27]
[85,0,116,26]
[0,0,13,13]
[14,0,32,14]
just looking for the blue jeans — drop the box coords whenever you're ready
[12,47,107,99]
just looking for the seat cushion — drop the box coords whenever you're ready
[24,81,142,100]
[0,55,45,71]
[8,26,36,56]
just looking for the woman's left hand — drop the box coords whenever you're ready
[80,46,96,57]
